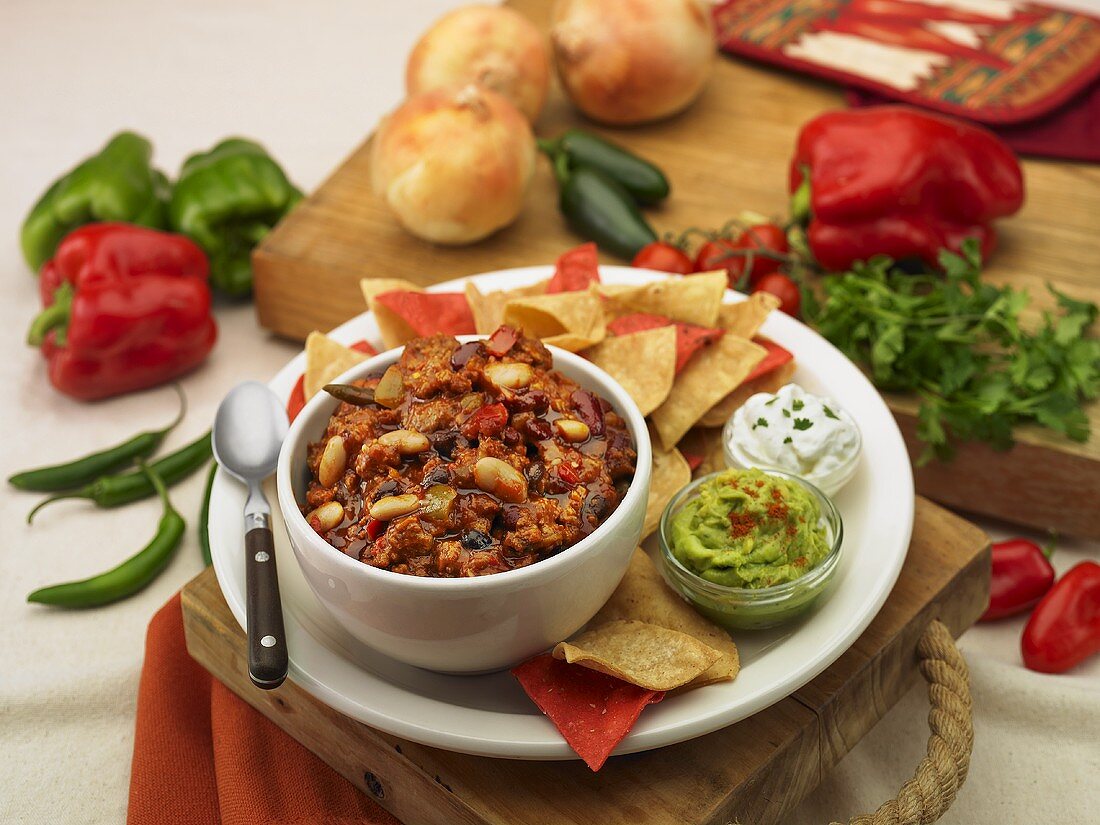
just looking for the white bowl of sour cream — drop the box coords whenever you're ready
[722,383,861,497]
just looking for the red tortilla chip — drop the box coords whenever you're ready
[681,451,705,473]
[745,338,793,383]
[512,653,664,771]
[287,374,306,423]
[373,291,476,337]
[609,313,723,373]
[348,339,378,355]
[547,243,601,294]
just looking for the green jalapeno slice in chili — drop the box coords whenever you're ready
[9,385,187,492]
[27,430,212,523]
[27,462,186,608]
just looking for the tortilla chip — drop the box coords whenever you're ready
[699,346,796,427]
[649,335,766,450]
[465,281,548,334]
[717,291,780,338]
[607,313,723,374]
[370,290,475,348]
[547,243,600,293]
[303,332,369,401]
[511,653,663,771]
[554,620,720,692]
[584,327,676,416]
[592,548,740,688]
[643,446,691,538]
[602,271,727,328]
[502,288,606,352]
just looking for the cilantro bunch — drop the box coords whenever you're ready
[810,241,1099,463]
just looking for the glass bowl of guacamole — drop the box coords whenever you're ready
[658,468,843,630]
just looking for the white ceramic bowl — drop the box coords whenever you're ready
[276,337,652,674]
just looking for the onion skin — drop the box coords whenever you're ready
[551,0,716,126]
[371,85,536,245]
[406,5,550,123]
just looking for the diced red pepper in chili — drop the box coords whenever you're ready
[486,325,519,357]
[365,518,386,541]
[462,402,509,439]
[557,463,581,485]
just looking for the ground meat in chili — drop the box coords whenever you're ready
[303,328,637,577]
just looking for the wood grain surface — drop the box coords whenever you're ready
[251,0,1100,537]
[183,497,990,825]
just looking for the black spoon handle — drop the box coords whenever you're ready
[245,525,288,689]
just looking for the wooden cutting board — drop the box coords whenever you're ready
[251,0,1100,539]
[182,497,989,825]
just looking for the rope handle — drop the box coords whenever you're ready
[832,620,974,825]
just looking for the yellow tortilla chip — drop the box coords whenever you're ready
[643,446,691,538]
[584,327,676,416]
[699,358,797,428]
[601,271,727,328]
[717,291,780,339]
[592,548,739,688]
[554,620,720,691]
[303,332,369,401]
[465,280,549,334]
[502,288,606,352]
[359,278,424,350]
[650,335,766,450]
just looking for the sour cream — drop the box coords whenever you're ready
[723,383,861,496]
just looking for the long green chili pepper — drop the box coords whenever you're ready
[27,462,185,608]
[27,430,212,523]
[199,461,216,567]
[9,385,187,492]
[538,129,669,205]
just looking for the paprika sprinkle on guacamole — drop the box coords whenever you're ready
[668,468,829,589]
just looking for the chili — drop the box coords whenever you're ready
[26,462,185,608]
[27,430,212,523]
[199,461,217,567]
[9,385,186,492]
[979,538,1055,622]
[1021,561,1100,674]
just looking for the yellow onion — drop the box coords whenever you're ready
[406,5,550,123]
[371,85,536,244]
[551,0,716,125]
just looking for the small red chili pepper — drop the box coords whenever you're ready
[486,325,519,357]
[980,539,1055,622]
[1021,561,1100,674]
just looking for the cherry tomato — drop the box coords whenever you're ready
[738,224,789,286]
[693,238,742,286]
[632,242,694,275]
[753,273,801,317]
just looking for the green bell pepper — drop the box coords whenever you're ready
[21,132,169,272]
[168,138,302,297]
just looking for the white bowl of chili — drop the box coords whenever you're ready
[277,334,652,674]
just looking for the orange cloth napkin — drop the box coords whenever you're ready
[128,593,399,825]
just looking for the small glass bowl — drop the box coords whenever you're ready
[721,412,862,498]
[657,469,843,631]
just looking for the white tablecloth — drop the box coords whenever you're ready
[2,2,1097,822]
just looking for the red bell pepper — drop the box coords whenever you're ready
[980,539,1056,622]
[789,107,1024,271]
[1021,562,1100,674]
[27,223,216,401]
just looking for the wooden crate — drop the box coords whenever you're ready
[182,497,989,825]
[251,0,1100,538]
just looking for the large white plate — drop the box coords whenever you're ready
[209,266,914,760]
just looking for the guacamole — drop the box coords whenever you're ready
[669,468,830,588]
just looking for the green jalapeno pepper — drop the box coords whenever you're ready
[27,431,212,523]
[556,161,657,260]
[199,461,217,567]
[9,385,186,492]
[539,129,669,205]
[27,462,185,608]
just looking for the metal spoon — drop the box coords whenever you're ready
[212,381,290,690]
